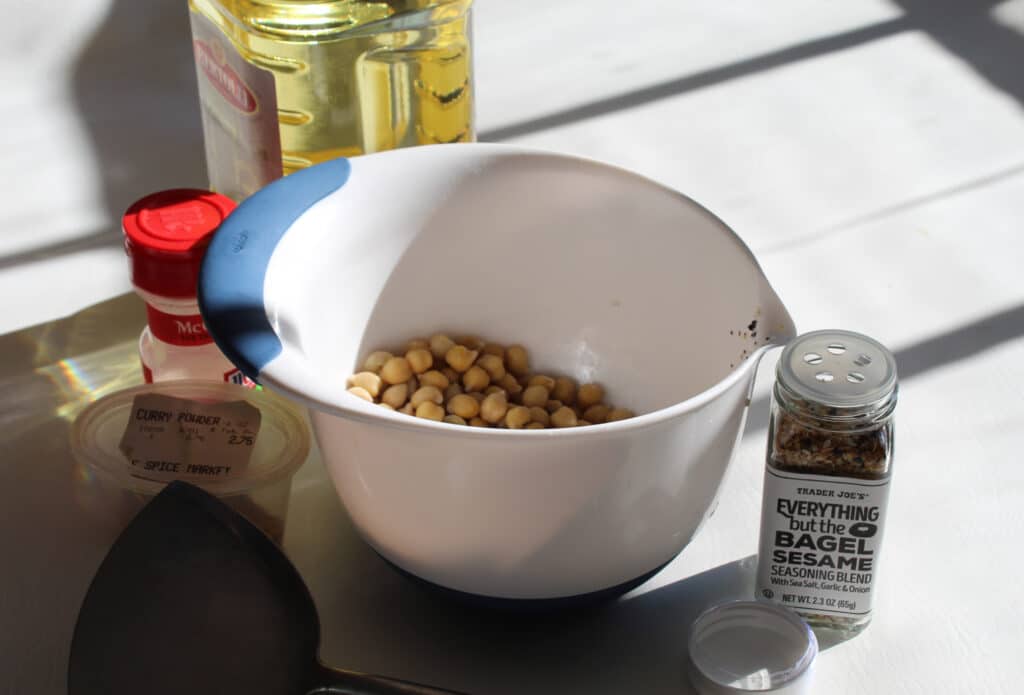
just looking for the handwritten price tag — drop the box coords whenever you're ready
[118,393,262,483]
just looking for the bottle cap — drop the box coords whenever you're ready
[123,189,236,298]
[687,600,818,695]
[777,329,897,409]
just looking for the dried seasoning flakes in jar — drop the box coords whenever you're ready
[756,330,897,638]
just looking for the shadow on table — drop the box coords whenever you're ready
[70,0,206,244]
[285,478,844,695]
[482,0,1024,141]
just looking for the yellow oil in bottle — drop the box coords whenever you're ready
[188,0,473,199]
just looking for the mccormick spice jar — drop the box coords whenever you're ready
[122,189,252,387]
[756,330,897,637]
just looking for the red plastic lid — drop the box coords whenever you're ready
[123,189,236,298]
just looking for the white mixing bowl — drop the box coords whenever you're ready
[199,143,795,603]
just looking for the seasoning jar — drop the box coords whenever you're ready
[756,330,897,637]
[122,189,251,386]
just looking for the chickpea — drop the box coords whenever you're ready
[380,356,413,385]
[521,385,550,408]
[445,345,478,373]
[482,343,505,359]
[606,408,635,422]
[347,371,382,398]
[447,394,480,420]
[429,334,456,360]
[463,365,490,392]
[577,383,605,410]
[551,406,578,428]
[419,370,450,390]
[381,383,409,409]
[480,391,508,424]
[347,386,373,401]
[505,406,531,429]
[583,404,610,424]
[356,334,636,429]
[415,401,445,421]
[527,374,555,391]
[406,348,433,374]
[491,370,516,391]
[476,354,506,381]
[444,383,464,401]
[406,338,429,352]
[552,376,576,404]
[363,351,393,373]
[506,345,529,376]
[410,385,443,408]
[528,407,550,426]
[459,335,485,350]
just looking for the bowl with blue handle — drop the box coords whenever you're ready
[199,143,795,604]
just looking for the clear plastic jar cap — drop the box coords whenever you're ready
[688,600,818,695]
[71,380,310,497]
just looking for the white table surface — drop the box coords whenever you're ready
[3,1,1024,693]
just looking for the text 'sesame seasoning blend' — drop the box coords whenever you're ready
[756,330,897,637]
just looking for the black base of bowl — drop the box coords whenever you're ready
[380,555,674,612]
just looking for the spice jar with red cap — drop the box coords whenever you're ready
[122,189,252,386]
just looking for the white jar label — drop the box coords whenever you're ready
[119,393,261,483]
[190,10,283,201]
[756,467,890,617]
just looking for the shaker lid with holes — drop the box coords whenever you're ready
[778,330,897,408]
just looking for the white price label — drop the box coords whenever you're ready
[756,468,890,617]
[118,393,261,483]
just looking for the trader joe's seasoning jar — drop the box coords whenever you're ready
[757,330,897,637]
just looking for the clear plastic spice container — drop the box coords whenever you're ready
[756,330,897,637]
[70,380,310,543]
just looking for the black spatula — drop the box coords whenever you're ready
[68,481,469,695]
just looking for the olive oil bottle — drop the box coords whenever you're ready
[188,0,474,201]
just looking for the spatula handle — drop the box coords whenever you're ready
[308,664,470,695]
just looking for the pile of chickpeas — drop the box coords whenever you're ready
[345,333,635,429]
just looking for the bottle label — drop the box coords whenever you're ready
[189,9,283,201]
[756,467,890,617]
[146,305,213,346]
[225,367,257,389]
[119,393,261,483]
